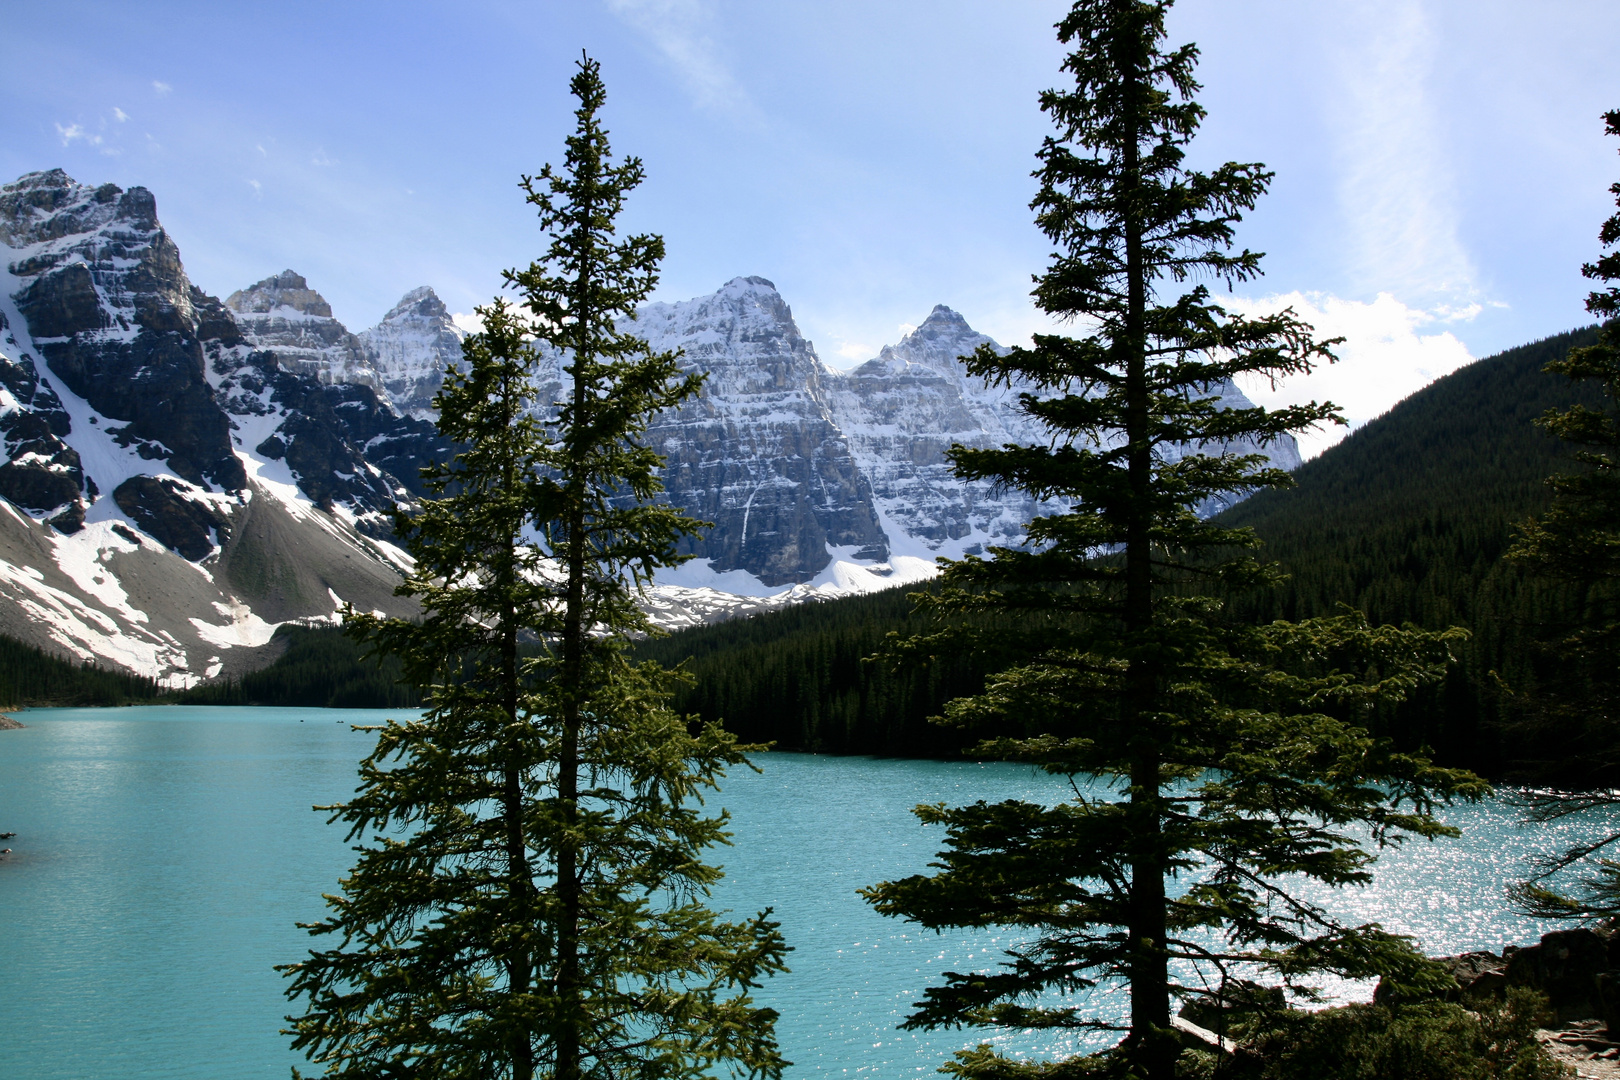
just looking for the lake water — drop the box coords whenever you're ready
[0,706,1613,1079]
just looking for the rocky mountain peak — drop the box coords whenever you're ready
[362,286,465,419]
[0,169,245,506]
[381,285,449,322]
[852,303,999,380]
[0,170,159,251]
[225,270,333,318]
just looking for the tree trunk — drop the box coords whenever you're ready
[555,228,594,1080]
[501,362,536,1080]
[1118,13,1173,1078]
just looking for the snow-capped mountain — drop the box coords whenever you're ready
[226,269,387,393]
[0,170,439,683]
[361,286,467,419]
[0,169,1301,680]
[823,303,1049,561]
[633,276,889,588]
[634,278,1299,608]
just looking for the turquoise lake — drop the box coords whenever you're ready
[1,706,1614,1078]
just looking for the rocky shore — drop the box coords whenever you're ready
[1377,929,1620,1078]
[0,714,23,729]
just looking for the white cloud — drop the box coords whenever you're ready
[311,149,336,167]
[897,322,917,337]
[247,179,262,198]
[1329,2,1477,303]
[55,123,102,147]
[451,311,485,336]
[833,341,875,363]
[152,80,171,95]
[604,0,759,120]
[1229,291,1478,459]
[112,107,129,122]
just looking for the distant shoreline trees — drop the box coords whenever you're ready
[861,4,1486,1078]
[280,56,787,1080]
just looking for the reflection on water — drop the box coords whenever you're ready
[0,707,1611,1078]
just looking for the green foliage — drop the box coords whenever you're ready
[630,328,1605,776]
[1504,110,1620,789]
[861,6,1486,1080]
[176,625,420,709]
[1234,989,1568,1080]
[632,586,997,756]
[0,632,161,707]
[280,56,785,1080]
[919,990,1568,1080]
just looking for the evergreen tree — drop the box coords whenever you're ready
[281,56,788,1080]
[860,5,1486,1078]
[1509,109,1620,920]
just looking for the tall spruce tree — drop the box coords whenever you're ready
[861,4,1486,1078]
[280,57,788,1080]
[1509,109,1620,920]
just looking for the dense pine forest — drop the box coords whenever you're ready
[176,625,421,709]
[630,586,986,756]
[0,632,162,707]
[3,329,1605,776]
[1219,327,1603,776]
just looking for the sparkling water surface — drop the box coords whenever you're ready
[1,706,1613,1078]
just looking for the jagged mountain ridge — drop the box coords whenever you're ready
[0,169,443,682]
[0,169,1299,679]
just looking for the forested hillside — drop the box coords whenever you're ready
[1218,327,1602,774]
[642,328,1603,775]
[177,625,421,709]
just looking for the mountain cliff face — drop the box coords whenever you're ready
[634,277,888,587]
[361,286,466,419]
[226,269,385,392]
[0,169,1302,681]
[822,304,1048,559]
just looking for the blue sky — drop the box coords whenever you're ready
[5,1,1619,453]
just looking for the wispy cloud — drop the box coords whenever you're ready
[55,123,102,147]
[310,149,336,167]
[152,80,171,95]
[604,0,760,121]
[1231,290,1479,459]
[247,179,262,198]
[1329,2,1477,303]
[112,107,129,122]
[832,340,875,364]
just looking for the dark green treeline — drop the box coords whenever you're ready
[178,626,421,709]
[0,633,160,707]
[631,588,994,756]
